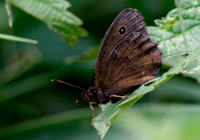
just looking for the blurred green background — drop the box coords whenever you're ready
[1,0,200,140]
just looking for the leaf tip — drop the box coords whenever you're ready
[33,40,38,44]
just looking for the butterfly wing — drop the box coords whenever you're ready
[93,8,162,102]
[104,33,162,102]
[94,9,148,87]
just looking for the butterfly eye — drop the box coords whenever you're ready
[118,26,126,34]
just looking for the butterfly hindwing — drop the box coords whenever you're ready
[99,32,162,102]
[105,35,162,102]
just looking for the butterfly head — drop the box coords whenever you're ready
[82,87,107,104]
[82,88,94,102]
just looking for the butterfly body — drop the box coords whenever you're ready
[83,87,108,104]
[82,8,162,106]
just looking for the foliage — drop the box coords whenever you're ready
[0,0,200,140]
[0,33,37,44]
[93,0,200,138]
[8,0,87,46]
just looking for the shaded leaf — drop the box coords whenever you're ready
[9,0,88,46]
[0,108,91,139]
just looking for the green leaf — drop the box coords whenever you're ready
[0,33,37,44]
[9,0,88,46]
[117,103,200,140]
[5,0,14,27]
[0,108,91,139]
[164,57,200,81]
[94,46,200,139]
[94,0,200,139]
[148,0,200,58]
[64,46,99,65]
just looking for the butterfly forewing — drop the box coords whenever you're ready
[94,9,149,90]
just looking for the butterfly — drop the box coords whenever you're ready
[53,8,162,125]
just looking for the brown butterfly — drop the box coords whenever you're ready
[53,8,162,125]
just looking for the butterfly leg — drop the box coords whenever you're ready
[109,94,136,99]
[143,77,159,85]
[98,104,109,125]
[89,102,96,125]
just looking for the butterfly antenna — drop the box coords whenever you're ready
[51,79,86,91]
